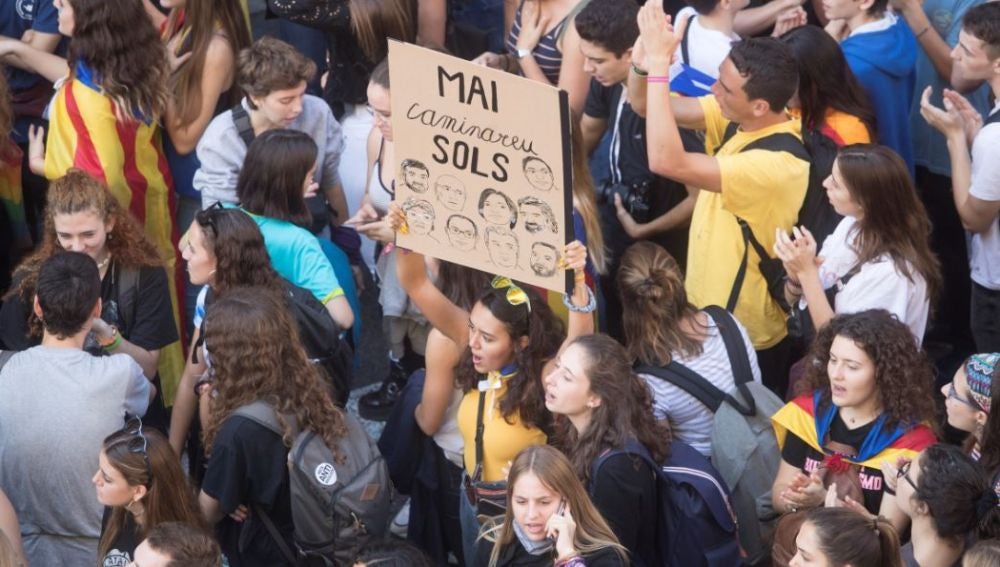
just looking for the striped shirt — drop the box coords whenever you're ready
[506,2,571,85]
[639,314,762,458]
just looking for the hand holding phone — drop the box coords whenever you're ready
[545,501,577,559]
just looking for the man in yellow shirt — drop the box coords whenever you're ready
[632,0,809,395]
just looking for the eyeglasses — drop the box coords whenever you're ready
[491,276,531,314]
[897,460,917,492]
[122,417,152,480]
[947,382,981,411]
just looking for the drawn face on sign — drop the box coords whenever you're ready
[400,159,430,193]
[403,199,435,235]
[435,175,467,211]
[523,157,554,192]
[485,227,519,269]
[530,242,559,277]
[479,189,517,229]
[518,197,557,234]
[446,215,478,251]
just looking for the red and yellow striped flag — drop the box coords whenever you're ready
[44,66,185,403]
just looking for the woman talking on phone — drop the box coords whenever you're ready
[476,445,628,567]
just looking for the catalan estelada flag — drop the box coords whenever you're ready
[44,62,185,404]
[772,391,937,470]
[0,144,32,252]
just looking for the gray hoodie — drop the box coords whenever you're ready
[193,94,344,209]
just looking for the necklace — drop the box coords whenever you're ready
[95,253,111,272]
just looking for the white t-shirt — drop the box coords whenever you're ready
[668,7,739,82]
[639,313,762,458]
[805,216,930,341]
[968,103,1000,291]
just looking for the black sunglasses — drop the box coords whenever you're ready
[897,460,917,492]
[196,201,226,238]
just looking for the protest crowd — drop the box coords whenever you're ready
[4,0,1000,565]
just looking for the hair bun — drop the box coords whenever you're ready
[637,277,663,301]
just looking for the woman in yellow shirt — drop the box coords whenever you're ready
[391,203,595,564]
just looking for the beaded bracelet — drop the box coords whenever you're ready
[563,286,597,314]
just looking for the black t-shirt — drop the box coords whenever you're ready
[590,453,659,567]
[781,411,887,514]
[583,79,690,267]
[201,415,294,567]
[0,263,177,352]
[99,507,139,567]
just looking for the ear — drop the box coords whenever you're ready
[857,0,877,13]
[621,47,633,62]
[105,215,116,235]
[913,498,930,518]
[750,99,773,118]
[517,335,530,351]
[587,394,603,409]
[976,410,989,427]
[32,294,43,319]
[132,484,149,503]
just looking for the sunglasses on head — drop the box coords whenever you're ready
[491,276,531,314]
[196,201,226,238]
[121,417,152,480]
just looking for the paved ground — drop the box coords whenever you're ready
[348,269,391,439]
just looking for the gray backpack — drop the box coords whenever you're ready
[234,401,394,566]
[638,305,783,565]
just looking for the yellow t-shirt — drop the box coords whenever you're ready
[457,376,547,482]
[686,96,810,350]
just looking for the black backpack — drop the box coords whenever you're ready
[715,123,841,311]
[199,281,352,406]
[591,440,741,567]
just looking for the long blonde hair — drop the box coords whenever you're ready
[482,445,628,566]
[570,120,607,274]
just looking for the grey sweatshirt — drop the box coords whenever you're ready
[193,94,344,209]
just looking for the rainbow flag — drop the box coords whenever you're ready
[0,144,32,252]
[44,62,185,403]
[772,392,936,469]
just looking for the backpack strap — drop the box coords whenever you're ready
[703,305,758,416]
[116,265,141,338]
[985,109,1000,127]
[0,350,14,373]
[474,390,487,476]
[589,439,657,496]
[231,103,256,147]
[232,400,301,565]
[680,14,695,67]
[638,363,726,413]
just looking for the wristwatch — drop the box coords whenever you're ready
[514,48,532,60]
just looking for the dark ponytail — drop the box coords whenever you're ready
[805,507,902,567]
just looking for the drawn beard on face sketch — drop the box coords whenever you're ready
[530,242,559,277]
[485,226,519,269]
[445,214,478,251]
[399,159,430,193]
[434,175,467,211]
[518,196,558,235]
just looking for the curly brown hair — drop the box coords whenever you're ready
[201,288,347,455]
[795,310,939,431]
[553,334,671,484]
[68,0,169,122]
[193,208,284,298]
[5,169,162,339]
[456,284,565,430]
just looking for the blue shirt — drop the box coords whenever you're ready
[2,0,61,91]
[909,0,993,176]
[236,207,344,304]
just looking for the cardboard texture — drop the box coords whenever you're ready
[388,41,574,293]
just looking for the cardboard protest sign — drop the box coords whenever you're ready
[388,41,573,293]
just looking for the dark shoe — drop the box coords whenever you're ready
[359,359,408,421]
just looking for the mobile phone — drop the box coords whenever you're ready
[547,501,567,542]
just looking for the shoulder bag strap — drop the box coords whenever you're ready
[638,363,725,412]
[231,103,256,147]
[702,306,757,416]
[117,265,140,338]
[681,14,695,67]
[474,389,487,478]
[251,505,299,565]
[726,218,752,312]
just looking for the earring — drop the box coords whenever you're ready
[107,232,113,241]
